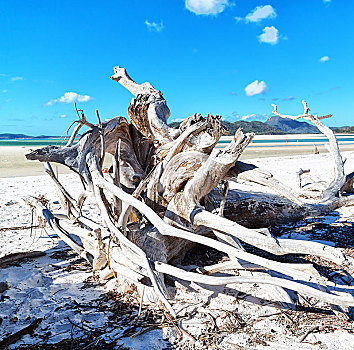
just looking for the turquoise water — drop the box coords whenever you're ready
[218,137,354,145]
[1,136,354,147]
[0,138,77,147]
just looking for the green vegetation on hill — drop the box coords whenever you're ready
[169,119,354,135]
[332,126,354,134]
[168,120,285,135]
[168,122,181,129]
[222,121,285,135]
[265,116,319,134]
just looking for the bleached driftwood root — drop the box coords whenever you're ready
[271,100,346,204]
[25,66,354,317]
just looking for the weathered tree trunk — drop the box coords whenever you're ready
[25,66,354,316]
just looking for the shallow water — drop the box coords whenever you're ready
[2,135,354,147]
[0,138,76,147]
[1,136,354,178]
[219,136,354,144]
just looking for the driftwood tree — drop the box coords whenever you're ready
[26,66,354,317]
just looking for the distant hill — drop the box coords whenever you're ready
[168,122,181,129]
[0,133,34,140]
[331,126,354,133]
[265,116,319,134]
[222,121,285,135]
[0,133,60,140]
[169,120,285,135]
[3,120,353,142]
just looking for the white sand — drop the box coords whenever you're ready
[0,173,168,349]
[1,152,354,348]
[2,139,354,178]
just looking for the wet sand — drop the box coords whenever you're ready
[0,147,111,178]
[0,146,57,178]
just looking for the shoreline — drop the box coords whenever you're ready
[1,138,354,178]
[222,133,354,139]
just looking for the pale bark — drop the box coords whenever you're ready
[24,66,354,316]
[272,100,345,202]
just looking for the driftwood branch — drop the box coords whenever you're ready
[112,139,122,218]
[272,100,345,202]
[0,251,46,268]
[0,318,43,348]
[24,66,354,317]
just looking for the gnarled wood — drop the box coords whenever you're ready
[24,66,354,316]
[272,101,346,203]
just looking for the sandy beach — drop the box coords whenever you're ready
[1,134,354,178]
[1,150,354,348]
[0,146,112,178]
[2,0,354,347]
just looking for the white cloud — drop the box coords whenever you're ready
[2,90,7,93]
[283,96,295,101]
[240,113,268,121]
[245,80,268,96]
[258,26,279,45]
[185,0,229,15]
[11,76,24,81]
[46,92,93,106]
[60,114,68,118]
[319,55,330,62]
[323,0,331,3]
[144,20,164,32]
[245,5,277,23]
[241,114,256,120]
[170,118,185,122]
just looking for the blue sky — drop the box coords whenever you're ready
[1,0,353,135]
